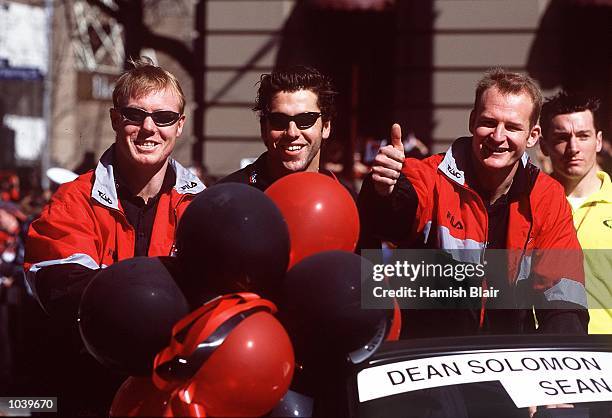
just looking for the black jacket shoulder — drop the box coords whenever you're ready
[217,153,270,192]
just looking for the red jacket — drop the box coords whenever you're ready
[358,137,587,335]
[405,138,585,304]
[24,146,205,310]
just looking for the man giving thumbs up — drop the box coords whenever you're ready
[357,68,588,339]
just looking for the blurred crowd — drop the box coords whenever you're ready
[0,171,45,393]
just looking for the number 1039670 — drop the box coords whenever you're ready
[1,397,57,412]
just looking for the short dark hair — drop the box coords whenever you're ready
[253,65,337,123]
[540,91,601,139]
[474,68,543,128]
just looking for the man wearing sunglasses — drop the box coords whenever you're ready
[220,65,337,190]
[23,58,204,415]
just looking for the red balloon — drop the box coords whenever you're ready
[153,294,294,417]
[186,312,294,417]
[386,298,402,341]
[110,376,173,417]
[265,172,359,268]
[168,389,208,417]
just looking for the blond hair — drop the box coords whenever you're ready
[112,57,185,113]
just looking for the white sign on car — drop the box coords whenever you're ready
[357,350,612,408]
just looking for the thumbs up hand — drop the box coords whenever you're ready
[372,123,405,196]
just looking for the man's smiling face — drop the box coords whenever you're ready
[261,89,330,176]
[469,86,540,175]
[111,87,185,171]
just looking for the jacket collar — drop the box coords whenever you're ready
[583,171,612,205]
[438,136,530,188]
[92,145,205,209]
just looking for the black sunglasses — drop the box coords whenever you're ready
[119,107,182,127]
[266,112,321,130]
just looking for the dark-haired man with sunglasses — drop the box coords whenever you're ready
[23,58,204,415]
[219,65,337,190]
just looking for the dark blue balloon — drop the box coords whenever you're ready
[278,251,393,400]
[279,251,391,362]
[176,183,290,305]
[78,257,189,375]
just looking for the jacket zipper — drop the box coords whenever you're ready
[440,176,489,330]
[170,194,189,257]
[467,188,489,330]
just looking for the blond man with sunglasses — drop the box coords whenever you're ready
[22,59,204,414]
[26,57,204,320]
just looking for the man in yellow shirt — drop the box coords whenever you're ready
[540,91,612,334]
